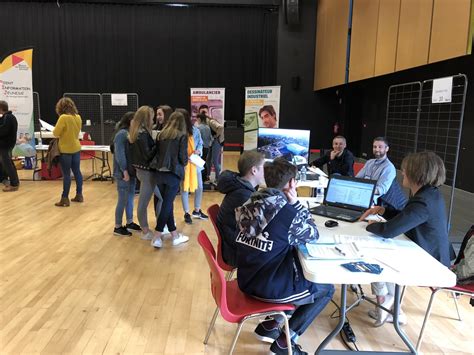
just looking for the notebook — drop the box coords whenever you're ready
[310,175,377,222]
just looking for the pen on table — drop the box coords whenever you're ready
[334,246,346,256]
[352,242,363,257]
[306,201,310,209]
[352,242,359,252]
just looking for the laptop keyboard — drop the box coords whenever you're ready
[310,205,360,221]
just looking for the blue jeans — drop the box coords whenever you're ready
[156,172,180,233]
[59,152,83,198]
[290,284,335,336]
[115,177,137,226]
[181,166,203,213]
[206,140,222,180]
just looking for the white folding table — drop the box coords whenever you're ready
[298,202,456,354]
[35,144,112,181]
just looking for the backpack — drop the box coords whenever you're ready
[452,225,474,285]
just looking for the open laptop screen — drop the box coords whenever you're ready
[325,176,376,210]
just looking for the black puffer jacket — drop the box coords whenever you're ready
[150,134,188,179]
[0,111,18,150]
[216,170,256,267]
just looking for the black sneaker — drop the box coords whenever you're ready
[192,209,209,220]
[114,226,132,237]
[184,213,193,224]
[270,337,307,355]
[126,222,141,233]
[254,323,281,343]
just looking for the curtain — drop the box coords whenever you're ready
[0,2,278,123]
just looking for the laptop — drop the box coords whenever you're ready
[310,175,377,222]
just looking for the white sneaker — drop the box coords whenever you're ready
[151,236,162,248]
[141,231,154,240]
[171,233,189,246]
[163,225,170,235]
[368,308,407,325]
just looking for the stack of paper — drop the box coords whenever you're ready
[305,242,363,260]
[189,154,205,168]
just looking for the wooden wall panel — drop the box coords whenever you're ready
[395,0,433,71]
[314,0,349,90]
[374,0,401,76]
[349,0,380,82]
[429,0,471,63]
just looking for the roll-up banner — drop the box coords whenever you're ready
[0,48,35,157]
[243,85,280,150]
[190,88,225,124]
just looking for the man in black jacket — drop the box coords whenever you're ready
[311,135,354,176]
[0,101,19,192]
[216,150,265,267]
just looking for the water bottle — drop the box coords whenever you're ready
[300,165,307,181]
[316,187,325,202]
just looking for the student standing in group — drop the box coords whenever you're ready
[149,111,189,248]
[360,151,451,326]
[112,112,141,236]
[175,108,208,224]
[236,158,335,355]
[311,135,354,176]
[129,106,161,241]
[52,98,83,206]
[155,105,173,131]
[216,150,265,268]
[152,105,172,222]
[199,105,224,182]
[196,112,212,182]
[0,100,19,192]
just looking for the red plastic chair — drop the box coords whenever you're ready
[207,204,235,280]
[416,226,474,351]
[353,162,365,176]
[416,284,474,351]
[198,231,295,354]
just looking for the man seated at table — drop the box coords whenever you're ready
[356,136,407,211]
[216,150,265,268]
[311,135,354,176]
[235,157,335,355]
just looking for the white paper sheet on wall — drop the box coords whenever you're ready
[432,77,453,103]
[111,94,128,106]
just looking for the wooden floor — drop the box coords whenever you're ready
[1,153,472,354]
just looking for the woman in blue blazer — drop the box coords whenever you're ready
[360,151,450,326]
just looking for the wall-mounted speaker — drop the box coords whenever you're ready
[285,0,300,25]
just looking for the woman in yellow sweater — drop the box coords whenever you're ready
[52,98,83,207]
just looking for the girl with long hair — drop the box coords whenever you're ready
[129,106,163,240]
[149,111,189,247]
[155,105,173,131]
[113,112,141,236]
